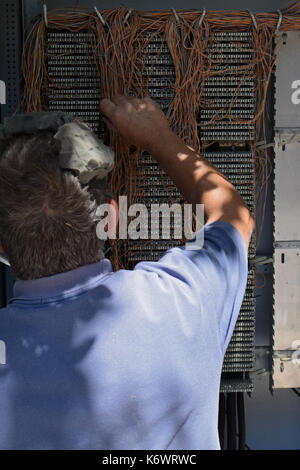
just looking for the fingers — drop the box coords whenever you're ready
[101,95,152,113]
[111,95,129,106]
[111,94,142,111]
[126,95,156,110]
[143,96,159,110]
[143,96,155,105]
[99,98,116,119]
[102,116,117,132]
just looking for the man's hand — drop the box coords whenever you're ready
[99,95,173,152]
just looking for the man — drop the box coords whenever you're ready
[0,95,254,449]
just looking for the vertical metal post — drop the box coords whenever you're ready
[0,0,22,305]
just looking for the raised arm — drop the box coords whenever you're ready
[99,95,255,249]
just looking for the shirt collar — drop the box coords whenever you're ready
[10,258,112,304]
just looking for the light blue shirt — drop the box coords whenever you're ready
[0,221,248,449]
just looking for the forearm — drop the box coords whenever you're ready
[147,130,254,247]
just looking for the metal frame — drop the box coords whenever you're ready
[0,0,22,305]
[273,31,300,388]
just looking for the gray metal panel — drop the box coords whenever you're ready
[274,136,300,241]
[273,358,300,389]
[273,248,300,350]
[273,248,300,388]
[275,32,300,129]
[273,34,300,388]
[273,135,300,387]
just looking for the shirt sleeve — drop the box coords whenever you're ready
[134,220,248,356]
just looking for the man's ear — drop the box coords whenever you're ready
[109,198,119,225]
[105,199,118,238]
[0,242,3,254]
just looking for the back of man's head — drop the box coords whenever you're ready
[0,131,108,280]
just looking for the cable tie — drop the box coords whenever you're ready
[247,9,258,32]
[275,9,283,34]
[43,4,48,28]
[94,6,107,28]
[277,130,300,148]
[284,131,300,145]
[198,8,206,27]
[255,141,275,149]
[250,256,273,266]
[124,8,133,23]
[256,130,300,150]
[171,8,180,23]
